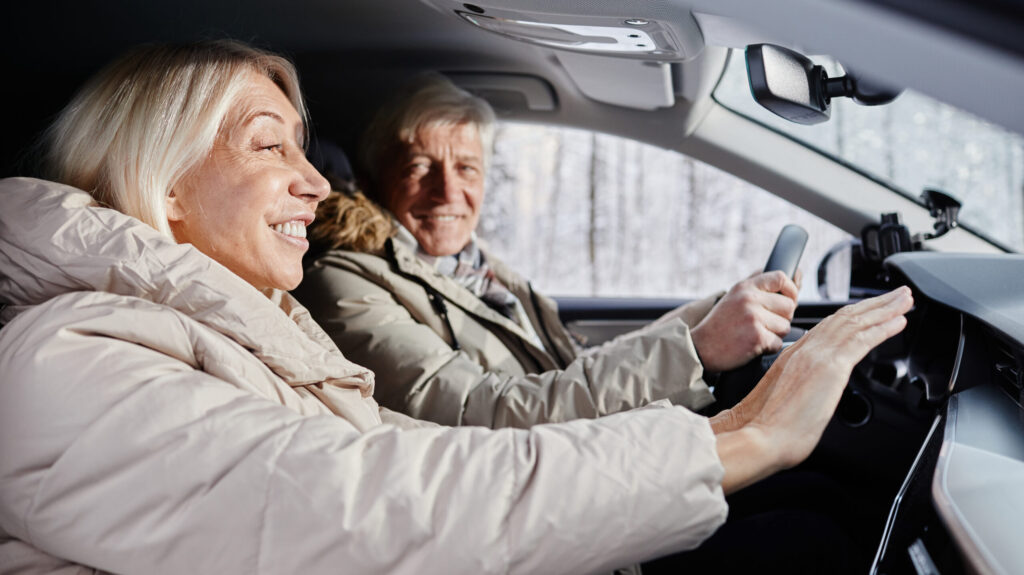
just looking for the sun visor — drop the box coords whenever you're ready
[418,0,705,62]
[556,52,675,110]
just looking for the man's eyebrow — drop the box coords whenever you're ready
[404,149,481,162]
[402,149,431,161]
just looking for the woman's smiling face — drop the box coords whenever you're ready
[167,71,330,291]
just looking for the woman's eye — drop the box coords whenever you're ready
[253,140,283,152]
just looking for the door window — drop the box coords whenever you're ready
[479,122,852,301]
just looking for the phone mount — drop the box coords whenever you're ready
[914,188,961,243]
[861,213,913,263]
[861,189,962,263]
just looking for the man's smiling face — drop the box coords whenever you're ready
[380,122,485,257]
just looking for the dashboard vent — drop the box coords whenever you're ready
[991,336,1023,401]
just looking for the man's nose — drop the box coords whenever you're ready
[428,164,463,203]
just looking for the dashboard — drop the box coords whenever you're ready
[551,251,1024,574]
[560,252,1024,574]
[872,252,1024,574]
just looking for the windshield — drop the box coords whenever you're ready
[713,49,1024,252]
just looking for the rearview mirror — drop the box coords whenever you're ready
[745,44,902,125]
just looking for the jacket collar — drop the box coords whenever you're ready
[386,237,546,347]
[0,177,374,395]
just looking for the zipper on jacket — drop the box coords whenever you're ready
[424,284,461,351]
[386,239,461,351]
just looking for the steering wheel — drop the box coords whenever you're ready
[763,224,808,280]
[705,225,808,412]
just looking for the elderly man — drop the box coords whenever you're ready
[295,73,801,429]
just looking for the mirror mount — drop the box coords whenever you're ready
[913,188,962,243]
[745,44,902,124]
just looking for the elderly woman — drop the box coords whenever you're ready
[295,73,804,429]
[0,40,911,574]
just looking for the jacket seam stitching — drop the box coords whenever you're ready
[526,283,571,368]
[255,420,303,575]
[503,430,516,575]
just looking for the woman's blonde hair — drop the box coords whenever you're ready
[43,40,306,237]
[360,73,496,191]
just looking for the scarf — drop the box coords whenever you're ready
[394,225,544,347]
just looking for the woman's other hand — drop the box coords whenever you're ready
[713,286,913,493]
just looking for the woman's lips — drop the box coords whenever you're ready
[269,220,310,249]
[269,220,307,238]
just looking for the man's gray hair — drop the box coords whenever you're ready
[360,73,496,190]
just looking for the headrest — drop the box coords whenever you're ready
[306,138,354,185]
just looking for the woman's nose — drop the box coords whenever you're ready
[292,154,331,202]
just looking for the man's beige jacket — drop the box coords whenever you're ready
[0,178,726,575]
[295,240,718,429]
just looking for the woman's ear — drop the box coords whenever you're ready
[166,189,185,223]
[166,189,189,243]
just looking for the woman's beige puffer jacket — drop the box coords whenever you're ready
[0,178,726,575]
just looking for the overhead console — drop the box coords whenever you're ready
[418,0,716,110]
[419,0,705,61]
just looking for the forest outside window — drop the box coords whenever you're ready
[478,122,852,302]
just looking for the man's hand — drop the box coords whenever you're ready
[690,271,800,372]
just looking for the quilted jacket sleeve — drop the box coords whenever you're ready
[0,295,727,575]
[296,261,715,429]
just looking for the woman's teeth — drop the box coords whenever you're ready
[428,215,457,222]
[271,221,307,238]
